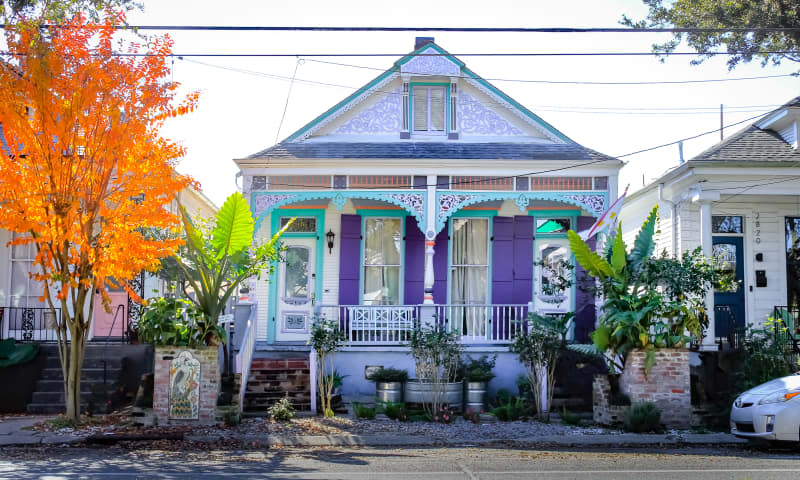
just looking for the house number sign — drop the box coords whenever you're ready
[754,212,761,244]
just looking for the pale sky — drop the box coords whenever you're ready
[127,0,800,207]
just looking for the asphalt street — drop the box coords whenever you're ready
[1,444,800,479]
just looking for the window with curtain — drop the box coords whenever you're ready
[451,218,489,305]
[412,86,446,133]
[9,232,45,309]
[363,218,402,305]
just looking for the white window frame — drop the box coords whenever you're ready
[8,234,43,309]
[411,85,447,135]
[449,217,490,306]
[361,217,404,306]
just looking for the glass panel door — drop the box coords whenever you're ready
[451,218,489,336]
[276,237,316,341]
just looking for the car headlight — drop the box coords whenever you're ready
[734,397,744,408]
[759,389,800,405]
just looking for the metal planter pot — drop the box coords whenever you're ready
[404,380,463,409]
[464,381,488,413]
[375,382,404,404]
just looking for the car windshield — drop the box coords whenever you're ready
[747,376,800,395]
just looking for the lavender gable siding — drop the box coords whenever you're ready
[338,214,362,307]
[512,216,534,305]
[574,216,597,342]
[433,229,448,304]
[404,216,425,305]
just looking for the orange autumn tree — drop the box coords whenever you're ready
[0,12,198,421]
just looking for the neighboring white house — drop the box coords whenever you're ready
[621,97,800,351]
[234,37,623,398]
[0,184,218,343]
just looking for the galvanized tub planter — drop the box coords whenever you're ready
[404,380,463,408]
[375,382,404,403]
[464,381,488,413]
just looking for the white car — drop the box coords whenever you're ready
[731,375,800,441]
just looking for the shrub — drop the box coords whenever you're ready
[409,325,463,419]
[460,355,496,383]
[463,408,481,424]
[351,402,377,420]
[431,404,456,424]
[309,318,346,418]
[383,402,408,421]
[268,397,296,422]
[490,396,528,421]
[222,408,241,427]
[367,368,409,383]
[624,402,661,433]
[560,406,581,426]
[511,314,563,421]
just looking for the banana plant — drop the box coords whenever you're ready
[567,206,665,375]
[174,192,289,346]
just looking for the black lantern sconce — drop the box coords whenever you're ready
[326,229,336,254]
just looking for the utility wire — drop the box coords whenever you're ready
[5,25,800,33]
[305,58,799,86]
[4,50,800,58]
[180,57,782,115]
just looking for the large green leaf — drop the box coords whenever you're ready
[568,230,613,278]
[610,223,627,275]
[591,325,611,351]
[629,206,658,273]
[211,192,254,259]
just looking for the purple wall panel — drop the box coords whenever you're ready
[433,229,449,304]
[404,216,425,305]
[574,216,597,342]
[492,216,514,304]
[512,216,534,305]
[338,214,362,307]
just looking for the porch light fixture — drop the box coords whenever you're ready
[326,229,336,254]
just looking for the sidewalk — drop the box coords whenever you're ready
[0,415,748,448]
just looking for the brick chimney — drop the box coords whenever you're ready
[414,37,435,50]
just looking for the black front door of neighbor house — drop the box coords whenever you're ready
[713,236,745,338]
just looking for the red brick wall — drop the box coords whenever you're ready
[592,375,630,425]
[620,349,691,428]
[153,346,219,425]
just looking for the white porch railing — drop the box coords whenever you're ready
[317,304,419,345]
[434,304,529,344]
[316,304,528,345]
[235,304,257,412]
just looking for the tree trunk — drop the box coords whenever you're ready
[65,331,85,421]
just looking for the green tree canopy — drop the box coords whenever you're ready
[622,0,800,69]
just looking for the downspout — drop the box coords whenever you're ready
[658,183,677,256]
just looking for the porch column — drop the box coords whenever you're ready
[692,190,720,351]
[423,175,438,306]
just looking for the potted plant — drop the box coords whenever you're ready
[367,367,409,403]
[406,325,464,419]
[461,355,496,413]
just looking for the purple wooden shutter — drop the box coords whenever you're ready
[512,216,534,305]
[492,217,514,304]
[574,216,597,342]
[433,229,448,304]
[404,216,425,305]
[338,214,361,306]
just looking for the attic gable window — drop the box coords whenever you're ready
[412,85,446,134]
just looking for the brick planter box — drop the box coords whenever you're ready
[620,348,691,428]
[153,346,219,425]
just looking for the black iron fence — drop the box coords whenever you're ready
[0,307,61,343]
[772,305,800,355]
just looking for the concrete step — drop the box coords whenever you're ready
[34,378,120,393]
[27,403,89,415]
[38,367,121,381]
[44,356,123,370]
[31,389,115,405]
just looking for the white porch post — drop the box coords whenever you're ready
[419,175,438,327]
[693,190,720,351]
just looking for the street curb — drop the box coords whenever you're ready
[0,435,87,447]
[182,432,748,448]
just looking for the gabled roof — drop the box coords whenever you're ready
[279,40,573,145]
[246,141,616,162]
[691,124,800,162]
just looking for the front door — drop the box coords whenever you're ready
[533,238,572,314]
[92,291,128,339]
[275,238,316,342]
[713,236,745,338]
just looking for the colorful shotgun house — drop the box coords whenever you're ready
[234,38,623,399]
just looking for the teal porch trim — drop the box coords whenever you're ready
[266,208,325,344]
[251,190,427,234]
[435,191,607,233]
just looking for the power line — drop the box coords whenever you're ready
[5,25,800,33]
[305,58,799,86]
[4,50,800,58]
[180,58,782,116]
